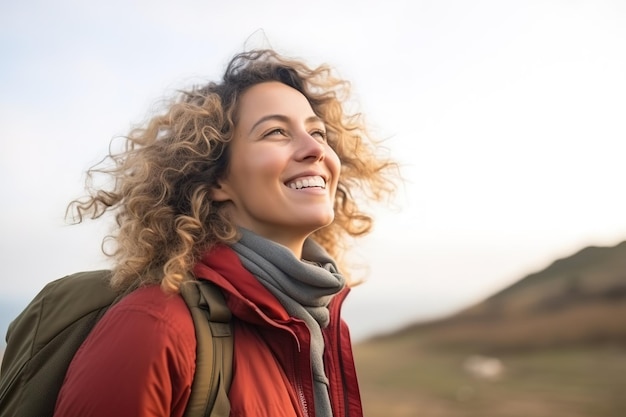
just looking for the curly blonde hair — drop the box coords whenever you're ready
[69,49,398,293]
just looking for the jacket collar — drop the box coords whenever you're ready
[193,244,350,330]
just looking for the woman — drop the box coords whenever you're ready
[54,49,397,417]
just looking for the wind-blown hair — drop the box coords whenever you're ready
[69,49,398,293]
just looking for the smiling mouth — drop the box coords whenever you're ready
[286,175,326,190]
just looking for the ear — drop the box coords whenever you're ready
[211,180,232,202]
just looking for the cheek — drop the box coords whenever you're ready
[327,147,342,177]
[326,149,342,196]
[248,146,290,177]
[253,152,283,170]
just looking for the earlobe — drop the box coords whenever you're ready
[211,182,232,202]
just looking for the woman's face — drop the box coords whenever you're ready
[213,81,341,254]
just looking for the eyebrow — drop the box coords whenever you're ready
[249,114,324,134]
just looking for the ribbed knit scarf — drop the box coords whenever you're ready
[230,228,346,417]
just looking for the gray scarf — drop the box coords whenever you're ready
[231,228,346,417]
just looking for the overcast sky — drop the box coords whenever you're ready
[1,0,625,340]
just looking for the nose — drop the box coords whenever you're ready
[294,130,325,162]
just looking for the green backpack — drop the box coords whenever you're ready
[0,270,233,417]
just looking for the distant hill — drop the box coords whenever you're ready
[377,240,626,352]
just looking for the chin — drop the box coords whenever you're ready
[309,215,335,231]
[291,209,335,233]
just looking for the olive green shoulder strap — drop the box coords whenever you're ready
[179,280,233,417]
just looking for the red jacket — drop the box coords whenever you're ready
[54,245,363,417]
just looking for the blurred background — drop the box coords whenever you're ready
[1,1,625,416]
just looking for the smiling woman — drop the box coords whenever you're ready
[212,81,342,255]
[20,49,398,417]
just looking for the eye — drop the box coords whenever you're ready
[310,129,327,142]
[264,128,288,138]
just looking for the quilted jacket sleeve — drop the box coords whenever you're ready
[53,286,197,417]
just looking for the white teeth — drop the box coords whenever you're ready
[287,176,326,190]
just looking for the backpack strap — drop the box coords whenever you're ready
[180,279,233,417]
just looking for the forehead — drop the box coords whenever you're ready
[236,81,317,123]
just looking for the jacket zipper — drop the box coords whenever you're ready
[294,369,309,417]
[288,327,310,417]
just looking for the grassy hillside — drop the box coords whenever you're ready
[465,241,626,318]
[385,240,626,352]
[354,240,626,417]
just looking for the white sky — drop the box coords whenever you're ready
[1,0,625,340]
